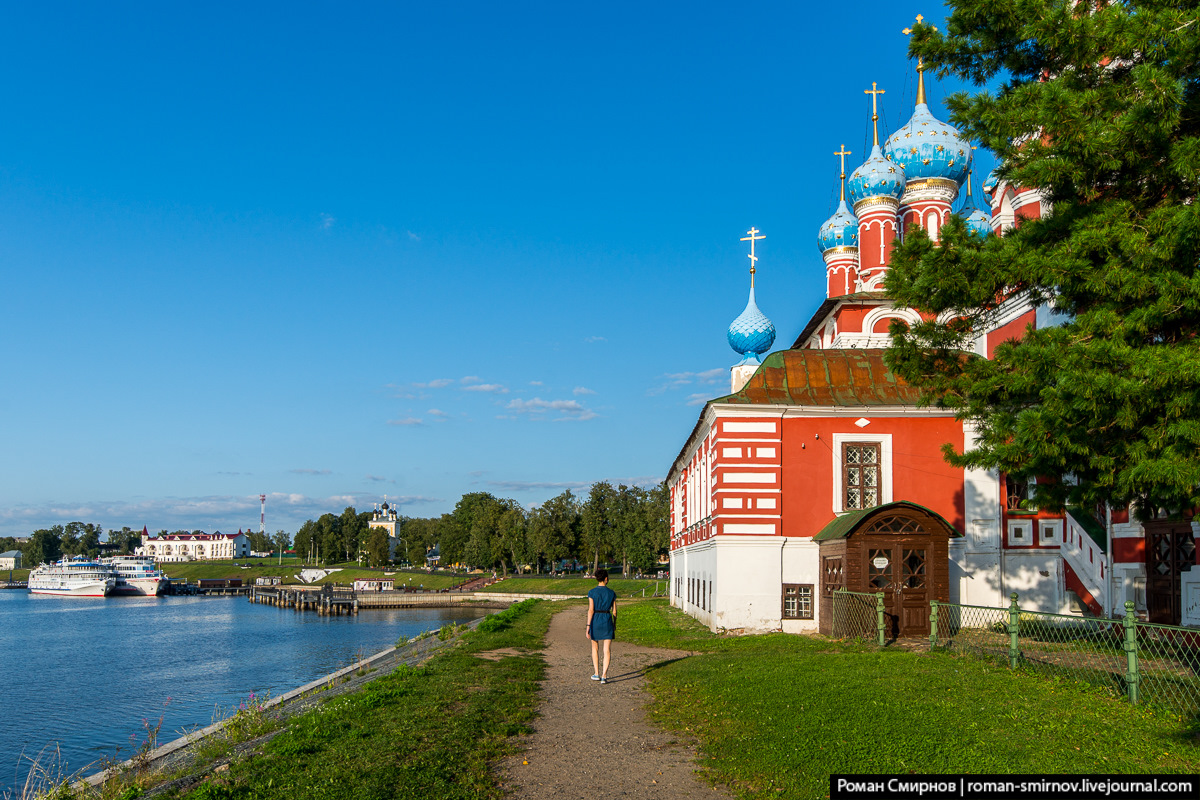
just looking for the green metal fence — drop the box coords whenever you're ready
[926,594,1200,719]
[827,590,1200,719]
[830,590,886,646]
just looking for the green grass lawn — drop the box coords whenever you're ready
[159,562,463,590]
[486,576,664,596]
[175,600,553,799]
[4,568,30,581]
[618,600,1200,799]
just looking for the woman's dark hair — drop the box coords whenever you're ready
[594,568,608,583]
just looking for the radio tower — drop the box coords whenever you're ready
[259,494,266,535]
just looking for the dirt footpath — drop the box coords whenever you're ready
[499,605,731,799]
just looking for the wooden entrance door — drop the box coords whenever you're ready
[866,543,930,638]
[1146,522,1197,625]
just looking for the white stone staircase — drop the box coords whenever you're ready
[1061,509,1108,616]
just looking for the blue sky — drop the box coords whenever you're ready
[0,1,992,537]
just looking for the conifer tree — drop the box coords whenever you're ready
[886,0,1200,517]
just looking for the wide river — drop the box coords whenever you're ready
[0,589,479,794]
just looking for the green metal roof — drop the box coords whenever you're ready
[812,501,964,541]
[711,349,926,408]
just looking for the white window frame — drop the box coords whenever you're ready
[1039,519,1063,545]
[832,433,893,514]
[1008,519,1031,545]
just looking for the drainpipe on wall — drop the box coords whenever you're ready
[1106,503,1115,618]
[779,536,787,630]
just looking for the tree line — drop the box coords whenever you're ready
[399,482,668,576]
[2,525,292,567]
[1,523,141,566]
[4,480,669,574]
[289,481,669,574]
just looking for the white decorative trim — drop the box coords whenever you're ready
[828,333,893,349]
[862,305,921,336]
[708,403,955,418]
[831,432,893,514]
[723,523,777,534]
[723,472,778,484]
[724,421,778,433]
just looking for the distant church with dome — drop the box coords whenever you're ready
[665,51,1200,635]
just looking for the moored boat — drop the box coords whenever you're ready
[101,555,170,596]
[28,559,116,597]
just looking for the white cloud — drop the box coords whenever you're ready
[529,380,544,386]
[462,383,508,394]
[386,418,424,426]
[0,491,444,538]
[415,378,453,389]
[427,409,449,418]
[507,398,583,413]
[407,230,420,241]
[573,386,596,396]
[364,475,393,483]
[584,336,606,343]
[487,480,592,492]
[506,397,598,421]
[319,213,335,230]
[460,376,482,384]
[649,368,727,395]
[686,393,712,406]
[290,468,332,475]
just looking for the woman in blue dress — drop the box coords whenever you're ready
[586,568,617,684]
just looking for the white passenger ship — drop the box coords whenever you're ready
[28,559,116,597]
[103,555,170,596]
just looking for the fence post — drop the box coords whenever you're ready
[875,592,886,646]
[1123,601,1140,705]
[929,600,939,648]
[1007,592,1021,670]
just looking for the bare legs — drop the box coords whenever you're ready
[590,638,612,679]
[591,638,611,680]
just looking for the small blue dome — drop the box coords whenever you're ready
[959,175,992,239]
[981,166,1001,196]
[964,206,991,238]
[848,144,906,207]
[884,103,971,184]
[817,199,859,254]
[727,287,776,362]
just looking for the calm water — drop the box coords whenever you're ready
[0,590,479,793]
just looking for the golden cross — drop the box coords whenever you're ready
[902,15,936,105]
[864,83,885,146]
[740,227,765,287]
[834,144,851,201]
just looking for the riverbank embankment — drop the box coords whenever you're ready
[83,618,480,795]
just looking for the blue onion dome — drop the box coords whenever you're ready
[817,199,859,254]
[959,177,992,239]
[848,144,906,207]
[884,102,972,185]
[727,287,776,363]
[963,205,992,239]
[981,165,1001,197]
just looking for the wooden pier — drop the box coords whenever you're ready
[249,584,358,615]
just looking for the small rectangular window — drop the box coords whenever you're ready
[1008,521,1029,544]
[782,584,814,619]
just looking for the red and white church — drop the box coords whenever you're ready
[666,63,1200,635]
